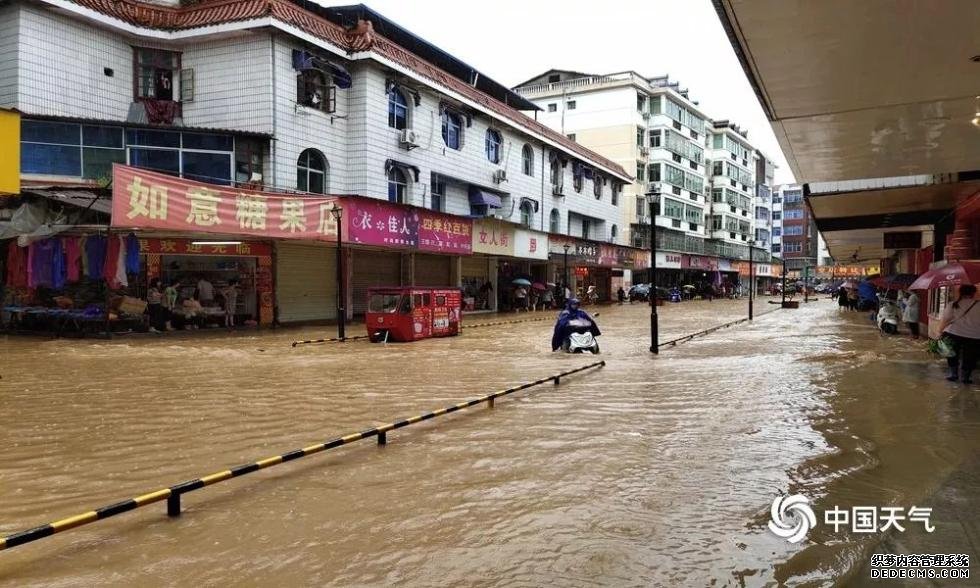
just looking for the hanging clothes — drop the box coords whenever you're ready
[103,235,121,287]
[51,238,66,289]
[86,236,107,280]
[125,233,140,275]
[79,236,89,278]
[114,235,128,288]
[64,237,82,283]
[29,239,57,288]
[5,243,28,288]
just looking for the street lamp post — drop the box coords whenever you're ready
[647,184,661,354]
[781,260,787,306]
[804,264,810,303]
[747,239,756,320]
[563,243,570,302]
[329,204,345,341]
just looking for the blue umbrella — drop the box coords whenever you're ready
[512,278,532,287]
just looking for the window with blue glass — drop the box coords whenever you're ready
[388,87,408,130]
[485,129,502,164]
[21,120,126,179]
[388,166,407,204]
[297,149,327,193]
[441,112,462,150]
[430,175,445,212]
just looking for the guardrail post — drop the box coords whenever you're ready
[553,376,560,386]
[167,493,181,517]
[377,432,387,446]
[488,397,495,408]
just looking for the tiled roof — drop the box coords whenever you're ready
[62,0,631,180]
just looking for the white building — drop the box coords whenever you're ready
[1,1,634,320]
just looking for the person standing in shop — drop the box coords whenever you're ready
[196,275,215,307]
[221,279,239,329]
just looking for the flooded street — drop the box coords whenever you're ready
[1,299,977,586]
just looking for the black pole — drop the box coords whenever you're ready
[563,246,569,300]
[336,213,346,341]
[804,264,809,304]
[748,244,754,320]
[649,198,659,354]
[781,261,787,306]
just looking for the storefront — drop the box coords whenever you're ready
[472,219,550,311]
[461,255,495,311]
[275,241,334,324]
[350,249,403,315]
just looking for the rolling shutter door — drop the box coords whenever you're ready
[414,254,452,286]
[275,242,335,323]
[461,256,490,283]
[351,251,402,315]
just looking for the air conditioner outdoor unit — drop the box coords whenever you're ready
[552,184,565,197]
[399,128,420,149]
[641,112,650,120]
[647,182,662,195]
[639,147,650,157]
[492,169,508,184]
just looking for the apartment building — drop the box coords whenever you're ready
[774,184,819,275]
[0,1,640,323]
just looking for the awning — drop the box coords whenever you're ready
[291,49,352,89]
[468,186,501,208]
[23,189,112,214]
[520,196,539,212]
[384,159,420,182]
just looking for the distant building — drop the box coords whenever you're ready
[774,184,819,275]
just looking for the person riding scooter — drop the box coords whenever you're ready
[551,298,601,353]
[876,291,901,334]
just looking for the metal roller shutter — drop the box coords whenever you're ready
[351,251,402,315]
[461,256,490,282]
[414,254,452,286]
[275,242,336,323]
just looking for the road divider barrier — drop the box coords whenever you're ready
[0,360,605,553]
[660,306,781,348]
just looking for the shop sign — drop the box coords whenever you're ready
[816,265,870,277]
[472,219,515,256]
[574,267,590,278]
[345,198,419,248]
[717,259,733,272]
[138,238,271,257]
[599,244,645,269]
[513,228,548,260]
[418,209,472,254]
[734,261,774,277]
[112,164,339,241]
[656,252,682,269]
[682,255,719,270]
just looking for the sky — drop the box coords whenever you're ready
[319,0,796,185]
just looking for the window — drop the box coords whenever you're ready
[783,189,803,203]
[649,130,661,148]
[550,158,562,185]
[296,70,335,112]
[430,175,445,212]
[520,201,534,228]
[547,103,557,112]
[712,188,723,203]
[485,129,502,163]
[636,126,645,147]
[636,162,646,182]
[135,47,179,101]
[522,144,534,175]
[297,149,327,193]
[387,166,407,203]
[685,205,701,224]
[387,87,408,130]
[649,95,661,114]
[772,227,782,237]
[784,209,804,219]
[712,161,723,176]
[771,243,781,253]
[566,100,577,110]
[637,93,646,112]
[663,198,685,220]
[610,224,618,242]
[712,134,723,149]
[235,137,264,186]
[581,219,591,240]
[441,111,462,150]
[648,162,660,182]
[772,211,781,220]
[784,242,803,253]
[672,153,682,164]
[784,225,804,236]
[573,173,583,193]
[593,176,602,199]
[548,74,560,83]
[550,209,560,233]
[611,183,619,206]
[20,121,127,179]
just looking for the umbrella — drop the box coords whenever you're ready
[840,280,858,289]
[511,278,532,287]
[870,273,918,290]
[546,282,557,287]
[681,284,696,290]
[909,262,980,290]
[531,282,548,291]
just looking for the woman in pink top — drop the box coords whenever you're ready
[938,284,980,383]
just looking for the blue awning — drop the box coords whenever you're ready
[468,186,501,208]
[292,50,353,89]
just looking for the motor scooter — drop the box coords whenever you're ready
[876,300,900,334]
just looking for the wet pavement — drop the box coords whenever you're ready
[0,298,977,586]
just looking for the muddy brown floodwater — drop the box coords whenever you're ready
[0,298,977,586]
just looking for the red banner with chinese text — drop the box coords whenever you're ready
[137,238,272,257]
[111,164,339,240]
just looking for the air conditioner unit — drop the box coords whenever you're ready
[552,184,565,197]
[399,128,420,149]
[492,169,508,184]
[641,112,650,120]
[639,146,650,157]
[646,182,662,195]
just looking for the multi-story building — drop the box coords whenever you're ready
[0,0,638,324]
[754,150,777,255]
[774,184,819,275]
[514,70,782,288]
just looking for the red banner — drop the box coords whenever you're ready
[137,238,272,257]
[111,164,338,240]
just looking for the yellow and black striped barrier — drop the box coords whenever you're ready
[291,334,369,347]
[0,360,604,552]
[461,315,553,329]
[660,306,781,348]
